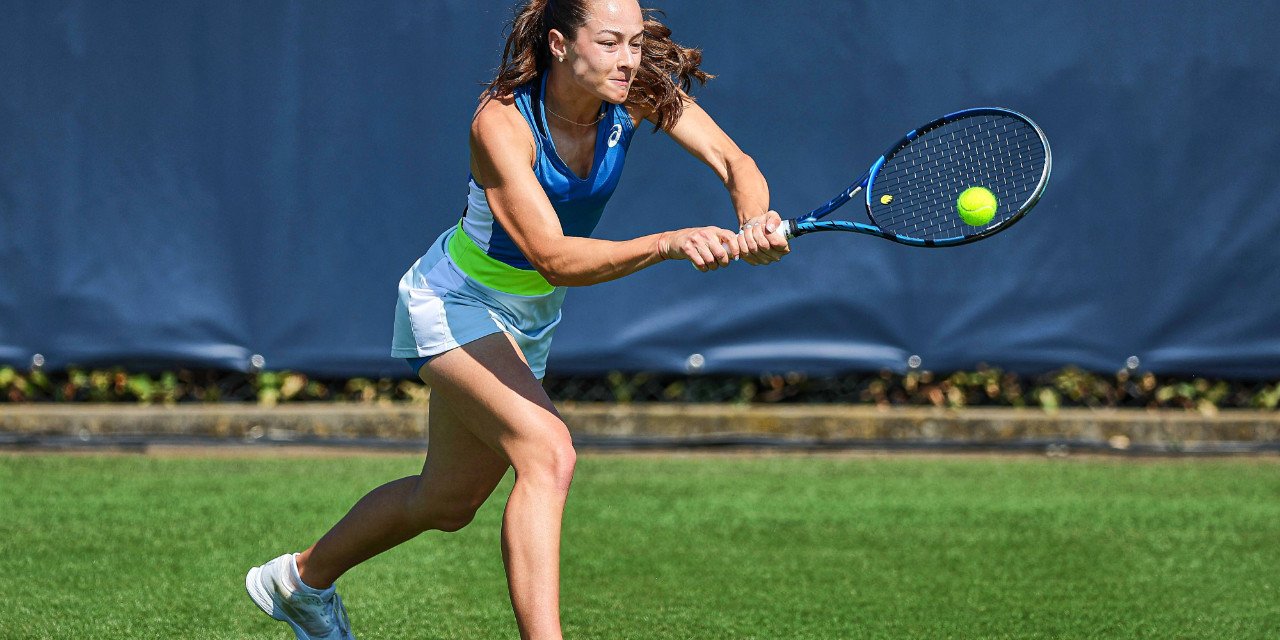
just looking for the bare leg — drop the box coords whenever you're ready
[422,335,575,640]
[293,334,574,640]
[296,387,509,588]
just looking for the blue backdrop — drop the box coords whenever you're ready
[2,1,1278,378]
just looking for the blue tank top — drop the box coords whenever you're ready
[460,74,637,270]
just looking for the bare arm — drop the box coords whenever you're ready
[656,95,789,264]
[470,99,737,287]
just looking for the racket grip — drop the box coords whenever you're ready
[776,218,796,239]
[723,219,794,260]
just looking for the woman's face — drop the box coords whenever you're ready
[562,0,644,104]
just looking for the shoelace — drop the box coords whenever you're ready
[287,592,344,636]
[332,595,352,634]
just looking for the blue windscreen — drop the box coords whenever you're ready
[2,1,1278,378]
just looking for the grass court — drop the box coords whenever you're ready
[2,451,1277,639]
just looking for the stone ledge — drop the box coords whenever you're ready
[1,404,1277,451]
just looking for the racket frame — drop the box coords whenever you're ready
[780,107,1052,247]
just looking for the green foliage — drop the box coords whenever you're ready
[739,365,1277,412]
[0,365,1276,410]
[0,368,423,405]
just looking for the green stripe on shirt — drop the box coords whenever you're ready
[447,221,556,296]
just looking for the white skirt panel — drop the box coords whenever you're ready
[390,227,566,379]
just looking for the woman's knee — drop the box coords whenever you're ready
[426,501,482,533]
[404,480,493,533]
[511,427,577,493]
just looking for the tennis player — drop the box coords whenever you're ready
[245,0,788,637]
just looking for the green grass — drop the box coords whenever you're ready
[1,452,1278,639]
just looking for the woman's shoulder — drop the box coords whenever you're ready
[471,77,537,122]
[470,93,536,162]
[472,93,529,137]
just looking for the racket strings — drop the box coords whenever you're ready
[870,115,1047,241]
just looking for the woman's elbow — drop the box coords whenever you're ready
[540,269,575,287]
[541,270,596,288]
[529,254,587,288]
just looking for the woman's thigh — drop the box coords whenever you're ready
[413,390,510,516]
[415,333,569,503]
[422,333,571,470]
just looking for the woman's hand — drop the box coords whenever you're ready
[736,211,790,265]
[658,226,742,272]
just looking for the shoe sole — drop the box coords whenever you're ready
[245,565,315,640]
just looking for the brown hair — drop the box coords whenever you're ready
[484,0,713,132]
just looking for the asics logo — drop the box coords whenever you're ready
[607,124,623,148]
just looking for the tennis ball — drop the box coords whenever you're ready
[880,194,894,205]
[957,187,998,226]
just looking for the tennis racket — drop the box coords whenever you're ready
[773,107,1051,247]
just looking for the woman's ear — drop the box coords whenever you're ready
[548,28,568,63]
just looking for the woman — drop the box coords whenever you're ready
[245,0,788,638]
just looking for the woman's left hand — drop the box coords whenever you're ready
[736,211,790,265]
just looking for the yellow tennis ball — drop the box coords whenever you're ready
[880,194,894,205]
[957,186,998,226]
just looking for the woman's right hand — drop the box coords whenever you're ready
[658,226,742,272]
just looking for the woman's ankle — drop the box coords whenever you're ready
[294,549,335,591]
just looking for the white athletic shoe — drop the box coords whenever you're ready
[245,553,355,640]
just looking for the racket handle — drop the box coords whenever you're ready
[776,218,796,239]
[722,219,794,260]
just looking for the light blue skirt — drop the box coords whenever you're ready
[391,227,566,379]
